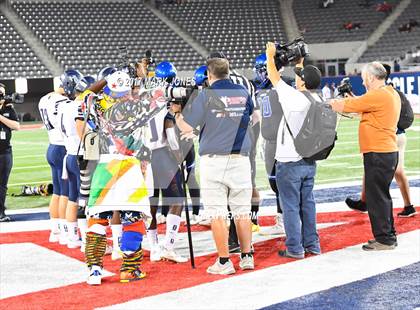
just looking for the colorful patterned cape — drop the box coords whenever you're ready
[87,154,151,215]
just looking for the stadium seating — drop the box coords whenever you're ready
[159,0,287,68]
[293,0,401,44]
[12,0,204,74]
[359,0,420,62]
[0,13,50,79]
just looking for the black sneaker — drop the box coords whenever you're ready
[0,214,11,222]
[345,198,367,213]
[397,205,417,218]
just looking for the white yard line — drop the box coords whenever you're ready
[12,164,50,171]
[8,180,51,187]
[13,154,45,159]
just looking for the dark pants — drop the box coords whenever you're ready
[363,152,398,245]
[0,152,13,215]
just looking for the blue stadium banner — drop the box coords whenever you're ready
[322,71,420,113]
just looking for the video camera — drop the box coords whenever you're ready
[0,92,24,104]
[275,37,309,69]
[163,84,195,108]
[117,46,136,79]
[337,77,353,96]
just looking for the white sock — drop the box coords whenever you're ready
[60,219,67,235]
[111,224,123,251]
[146,229,158,247]
[77,218,88,244]
[164,214,181,251]
[66,221,79,242]
[50,218,60,233]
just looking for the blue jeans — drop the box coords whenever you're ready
[276,159,320,255]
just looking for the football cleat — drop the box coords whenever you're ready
[87,265,103,285]
[120,269,146,283]
[150,245,162,262]
[160,247,188,263]
[49,231,60,243]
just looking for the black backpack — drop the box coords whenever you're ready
[258,89,283,141]
[284,91,337,161]
[396,89,414,130]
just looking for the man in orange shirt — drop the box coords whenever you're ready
[330,62,400,251]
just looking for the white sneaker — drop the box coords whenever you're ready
[239,255,254,270]
[111,250,122,261]
[67,239,82,249]
[206,259,236,275]
[160,247,188,263]
[49,231,60,243]
[87,265,102,285]
[150,245,162,262]
[157,215,167,224]
[259,214,286,236]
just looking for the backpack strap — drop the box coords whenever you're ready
[280,90,318,142]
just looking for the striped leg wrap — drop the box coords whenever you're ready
[85,232,107,268]
[120,249,143,273]
[79,160,97,207]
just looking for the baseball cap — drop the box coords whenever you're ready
[294,65,321,90]
[382,63,391,79]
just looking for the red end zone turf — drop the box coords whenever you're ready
[0,207,418,310]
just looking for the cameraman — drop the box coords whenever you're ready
[330,62,400,251]
[0,83,20,222]
[266,42,321,259]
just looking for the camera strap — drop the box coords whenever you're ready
[76,94,95,156]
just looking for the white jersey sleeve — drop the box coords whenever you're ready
[57,101,82,155]
[38,92,71,145]
[145,107,169,151]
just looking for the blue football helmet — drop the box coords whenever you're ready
[194,65,208,86]
[97,66,117,81]
[155,61,177,82]
[83,75,96,88]
[254,53,267,83]
[60,69,85,98]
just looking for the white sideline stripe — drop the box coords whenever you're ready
[12,164,49,171]
[100,230,420,310]
[0,243,113,299]
[12,141,47,146]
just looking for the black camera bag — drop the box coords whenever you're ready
[396,89,414,130]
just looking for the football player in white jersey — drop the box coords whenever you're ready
[145,61,188,263]
[56,70,88,248]
[39,83,71,244]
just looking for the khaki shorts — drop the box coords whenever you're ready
[397,133,406,171]
[200,154,252,219]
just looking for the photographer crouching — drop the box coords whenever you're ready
[0,83,20,222]
[329,62,400,251]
